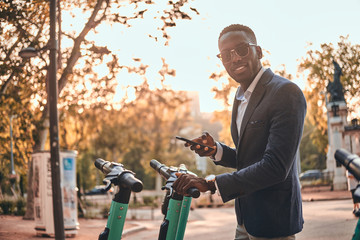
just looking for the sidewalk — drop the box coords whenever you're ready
[0,215,147,240]
[0,186,352,240]
[301,185,351,202]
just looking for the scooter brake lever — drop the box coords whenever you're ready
[102,178,112,192]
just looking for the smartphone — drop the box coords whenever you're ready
[175,136,215,151]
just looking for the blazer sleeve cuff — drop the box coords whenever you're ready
[212,142,223,161]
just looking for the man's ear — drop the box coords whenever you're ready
[256,46,263,59]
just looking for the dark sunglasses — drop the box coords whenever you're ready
[217,42,257,63]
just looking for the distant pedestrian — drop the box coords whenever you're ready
[346,170,360,217]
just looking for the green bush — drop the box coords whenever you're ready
[101,205,110,219]
[15,198,26,216]
[143,196,158,207]
[0,199,16,214]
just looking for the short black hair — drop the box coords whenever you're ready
[218,24,257,44]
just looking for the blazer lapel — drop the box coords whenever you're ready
[231,97,240,146]
[238,69,274,148]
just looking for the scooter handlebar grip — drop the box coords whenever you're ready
[94,158,106,171]
[187,187,200,198]
[150,159,161,171]
[120,173,143,193]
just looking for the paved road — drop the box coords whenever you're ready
[123,207,236,240]
[0,199,357,239]
[124,199,358,240]
[297,199,358,240]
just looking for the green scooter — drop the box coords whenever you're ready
[150,159,200,240]
[95,158,143,240]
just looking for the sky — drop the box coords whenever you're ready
[73,0,360,113]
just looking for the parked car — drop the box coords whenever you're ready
[299,169,322,181]
[84,185,114,195]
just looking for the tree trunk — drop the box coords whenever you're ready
[23,159,34,220]
[155,174,162,193]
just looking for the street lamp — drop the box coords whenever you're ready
[19,47,39,58]
[19,0,65,238]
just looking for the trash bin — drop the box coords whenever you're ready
[32,150,79,237]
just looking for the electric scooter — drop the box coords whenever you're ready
[95,158,143,240]
[150,159,200,240]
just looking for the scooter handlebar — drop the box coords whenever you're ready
[94,158,143,192]
[335,149,360,181]
[150,159,200,198]
[150,159,171,179]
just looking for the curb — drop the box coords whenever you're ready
[302,196,351,202]
[122,222,147,237]
[301,190,352,202]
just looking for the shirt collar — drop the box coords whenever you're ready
[235,67,265,101]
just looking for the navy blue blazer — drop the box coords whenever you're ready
[215,69,306,238]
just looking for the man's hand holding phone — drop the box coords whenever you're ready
[176,132,217,157]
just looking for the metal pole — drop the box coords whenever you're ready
[10,115,15,175]
[49,0,65,238]
[10,115,16,190]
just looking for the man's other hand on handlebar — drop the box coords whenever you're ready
[172,173,216,196]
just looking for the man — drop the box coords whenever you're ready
[173,24,306,239]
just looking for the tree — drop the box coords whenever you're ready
[0,0,46,202]
[71,76,195,190]
[298,36,360,156]
[299,117,326,171]
[1,0,199,218]
[99,83,195,185]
